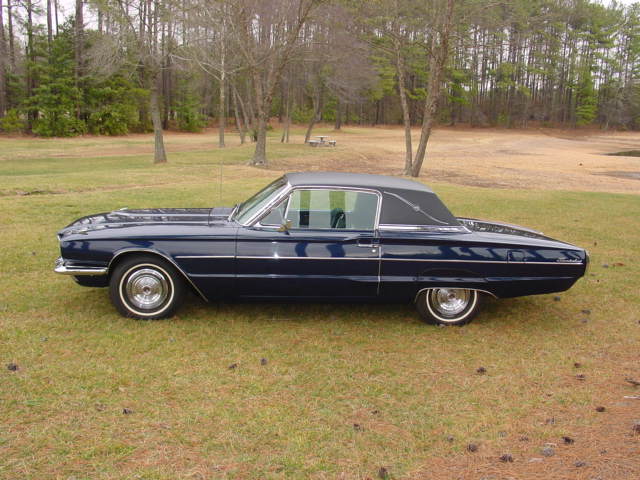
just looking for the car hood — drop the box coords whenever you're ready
[58,207,234,237]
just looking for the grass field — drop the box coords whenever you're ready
[1,129,639,479]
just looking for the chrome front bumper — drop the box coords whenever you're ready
[54,257,108,276]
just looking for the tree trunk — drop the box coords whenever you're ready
[0,0,6,117]
[252,113,268,166]
[250,67,270,165]
[304,85,324,143]
[150,81,167,164]
[26,0,35,130]
[218,16,226,148]
[281,82,291,142]
[54,0,59,35]
[218,75,226,147]
[410,0,455,178]
[7,0,14,70]
[394,36,413,175]
[74,0,84,119]
[232,84,245,144]
[46,0,53,49]
[334,98,342,130]
[233,84,251,142]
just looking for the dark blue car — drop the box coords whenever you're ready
[54,172,588,325]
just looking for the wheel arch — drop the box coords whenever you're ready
[108,248,207,301]
[413,286,498,304]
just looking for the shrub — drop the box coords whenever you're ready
[0,109,26,133]
[32,114,87,137]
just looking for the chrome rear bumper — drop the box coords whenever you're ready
[54,257,108,276]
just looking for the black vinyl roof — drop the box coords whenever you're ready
[283,172,458,226]
[285,172,435,193]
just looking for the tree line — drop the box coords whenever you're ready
[0,0,638,176]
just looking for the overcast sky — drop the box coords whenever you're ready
[34,0,640,28]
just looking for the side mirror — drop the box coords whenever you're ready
[277,220,293,232]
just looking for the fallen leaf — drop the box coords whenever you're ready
[541,446,555,457]
[499,453,514,463]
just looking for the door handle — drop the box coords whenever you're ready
[357,239,380,248]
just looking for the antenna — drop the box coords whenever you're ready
[218,145,223,204]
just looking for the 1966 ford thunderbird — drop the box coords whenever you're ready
[54,172,588,325]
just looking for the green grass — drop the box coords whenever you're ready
[1,133,639,479]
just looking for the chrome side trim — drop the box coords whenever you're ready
[382,257,582,265]
[116,212,210,217]
[237,255,378,261]
[234,255,581,265]
[414,287,498,302]
[54,257,108,276]
[174,255,235,259]
[108,249,208,301]
[379,224,471,233]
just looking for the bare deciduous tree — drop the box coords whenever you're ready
[228,0,322,166]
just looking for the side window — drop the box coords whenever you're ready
[286,189,378,230]
[260,199,287,226]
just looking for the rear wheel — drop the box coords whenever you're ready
[109,255,185,319]
[415,288,481,326]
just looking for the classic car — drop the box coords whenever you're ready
[54,172,588,325]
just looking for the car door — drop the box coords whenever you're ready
[235,188,381,298]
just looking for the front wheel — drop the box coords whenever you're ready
[109,255,186,319]
[415,288,481,326]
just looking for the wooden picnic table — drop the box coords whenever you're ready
[308,135,336,147]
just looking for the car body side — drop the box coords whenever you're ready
[56,174,588,304]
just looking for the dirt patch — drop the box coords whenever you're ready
[273,126,640,194]
[594,171,640,180]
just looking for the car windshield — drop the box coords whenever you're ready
[233,178,287,224]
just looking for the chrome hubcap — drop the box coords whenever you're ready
[429,288,470,317]
[125,268,169,310]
